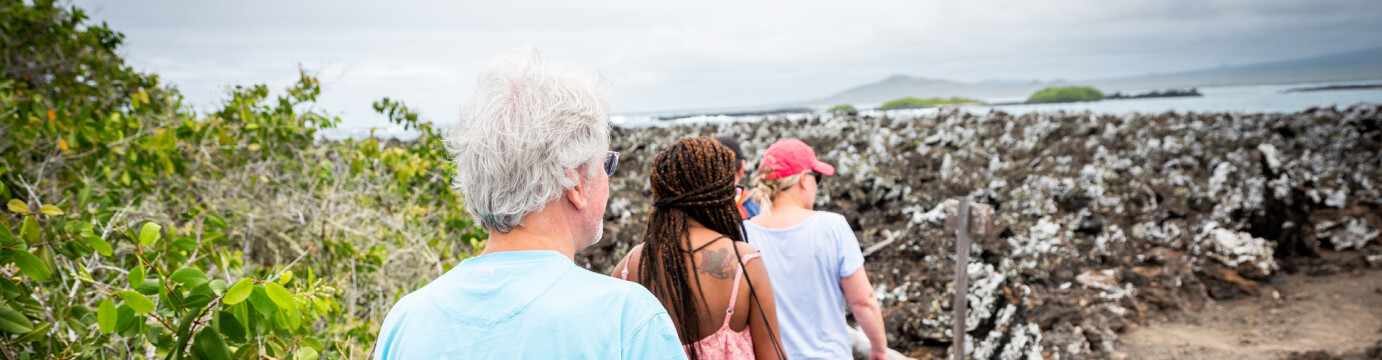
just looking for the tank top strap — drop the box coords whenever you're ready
[739,252,762,266]
[722,252,762,327]
[690,235,730,253]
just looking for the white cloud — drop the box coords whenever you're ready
[72,0,1382,126]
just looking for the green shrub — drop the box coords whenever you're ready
[826,104,857,114]
[1026,86,1105,103]
[878,97,984,110]
[0,1,484,358]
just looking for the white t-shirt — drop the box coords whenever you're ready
[744,211,865,360]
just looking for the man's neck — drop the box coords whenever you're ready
[480,206,580,260]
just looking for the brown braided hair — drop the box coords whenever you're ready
[640,136,784,359]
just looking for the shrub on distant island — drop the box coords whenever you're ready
[1026,86,1104,103]
[827,104,857,114]
[878,96,984,110]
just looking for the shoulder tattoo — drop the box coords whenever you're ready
[699,248,736,280]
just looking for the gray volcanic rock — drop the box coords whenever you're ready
[579,104,1382,359]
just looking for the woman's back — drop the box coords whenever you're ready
[744,211,864,359]
[615,227,770,359]
[617,136,785,359]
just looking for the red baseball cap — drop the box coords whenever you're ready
[760,138,835,180]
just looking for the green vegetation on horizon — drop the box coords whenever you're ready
[878,96,985,110]
[0,1,484,358]
[1026,86,1105,103]
[826,104,857,114]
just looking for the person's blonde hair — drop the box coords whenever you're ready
[749,171,804,217]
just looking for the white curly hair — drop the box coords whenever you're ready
[444,46,612,232]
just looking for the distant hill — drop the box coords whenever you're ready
[810,46,1382,106]
[1090,47,1382,92]
[814,75,1064,105]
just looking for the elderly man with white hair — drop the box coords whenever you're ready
[372,47,684,359]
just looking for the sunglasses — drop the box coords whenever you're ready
[604,151,620,176]
[808,170,823,184]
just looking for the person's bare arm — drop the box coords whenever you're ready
[740,244,785,360]
[841,268,886,360]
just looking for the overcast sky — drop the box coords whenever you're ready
[71,0,1382,127]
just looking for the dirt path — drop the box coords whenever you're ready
[1120,269,1382,359]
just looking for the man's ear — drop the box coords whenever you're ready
[737,160,746,180]
[566,170,591,211]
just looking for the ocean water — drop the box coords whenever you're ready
[322,80,1382,139]
[961,81,1382,116]
[612,80,1382,127]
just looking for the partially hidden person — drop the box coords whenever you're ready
[745,138,888,360]
[372,47,685,360]
[713,136,761,219]
[613,137,788,359]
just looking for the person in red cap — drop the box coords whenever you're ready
[744,138,889,360]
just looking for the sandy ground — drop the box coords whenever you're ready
[1119,269,1382,359]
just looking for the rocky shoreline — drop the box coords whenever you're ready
[578,104,1382,359]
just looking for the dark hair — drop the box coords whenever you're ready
[713,136,745,163]
[641,137,782,359]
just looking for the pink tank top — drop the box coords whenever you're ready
[622,252,761,359]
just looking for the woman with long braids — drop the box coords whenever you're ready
[745,139,888,360]
[612,137,787,359]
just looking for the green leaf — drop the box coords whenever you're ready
[274,308,302,331]
[114,305,136,332]
[217,310,246,342]
[171,268,208,288]
[86,234,112,257]
[77,184,92,208]
[138,222,161,247]
[0,277,19,298]
[205,214,227,230]
[267,336,287,357]
[172,238,197,251]
[183,285,215,309]
[38,204,63,216]
[0,221,14,246]
[208,279,228,296]
[6,199,28,214]
[9,249,50,282]
[98,299,117,333]
[301,338,326,355]
[248,285,278,316]
[293,346,319,360]
[119,290,154,314]
[129,265,144,288]
[14,321,50,343]
[135,278,161,295]
[233,343,259,359]
[263,281,296,312]
[20,216,39,244]
[144,324,168,347]
[223,278,253,305]
[231,302,251,336]
[193,327,232,360]
[0,305,33,334]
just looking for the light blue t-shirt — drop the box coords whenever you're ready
[373,250,685,360]
[744,211,865,360]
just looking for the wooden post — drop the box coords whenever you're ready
[953,197,970,360]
